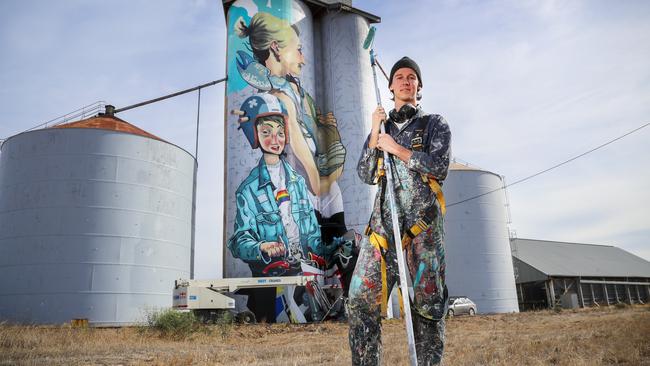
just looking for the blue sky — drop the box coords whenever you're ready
[1,0,649,278]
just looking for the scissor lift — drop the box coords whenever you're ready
[173,275,318,323]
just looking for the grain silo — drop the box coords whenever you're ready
[442,162,519,313]
[0,114,195,325]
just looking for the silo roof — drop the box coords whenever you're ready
[512,238,650,278]
[450,162,479,171]
[53,115,164,142]
[449,161,500,176]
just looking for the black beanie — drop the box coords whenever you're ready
[389,56,422,88]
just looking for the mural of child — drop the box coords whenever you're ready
[228,93,334,322]
[234,11,347,242]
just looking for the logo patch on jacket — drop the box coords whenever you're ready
[411,129,424,151]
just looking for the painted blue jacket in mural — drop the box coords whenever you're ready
[228,157,323,276]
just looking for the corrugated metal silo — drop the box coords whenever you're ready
[443,162,519,313]
[319,8,377,235]
[0,115,195,325]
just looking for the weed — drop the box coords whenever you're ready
[214,313,235,340]
[146,309,200,340]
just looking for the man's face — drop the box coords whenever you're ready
[257,118,286,155]
[390,68,419,102]
[279,30,305,76]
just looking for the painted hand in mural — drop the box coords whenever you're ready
[260,241,286,258]
[317,109,337,127]
[314,108,346,189]
[231,109,249,123]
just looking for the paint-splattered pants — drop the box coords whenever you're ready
[347,224,447,366]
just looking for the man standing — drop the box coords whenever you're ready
[348,57,451,365]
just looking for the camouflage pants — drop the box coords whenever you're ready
[347,225,447,366]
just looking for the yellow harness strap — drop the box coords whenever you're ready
[422,175,446,216]
[367,158,446,316]
[373,157,386,184]
[368,231,389,317]
[368,228,409,318]
[400,176,447,252]
[402,218,430,251]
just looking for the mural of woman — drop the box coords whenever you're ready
[233,11,347,243]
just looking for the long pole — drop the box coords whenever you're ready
[368,44,418,365]
[113,77,226,114]
[189,88,202,279]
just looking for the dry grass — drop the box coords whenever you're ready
[1,305,649,365]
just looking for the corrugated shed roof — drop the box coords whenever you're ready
[53,115,164,142]
[511,238,650,278]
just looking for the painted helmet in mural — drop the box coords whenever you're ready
[238,93,289,149]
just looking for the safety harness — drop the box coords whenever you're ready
[366,117,447,317]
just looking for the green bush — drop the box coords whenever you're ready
[146,308,200,340]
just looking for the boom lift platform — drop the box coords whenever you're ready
[173,275,319,323]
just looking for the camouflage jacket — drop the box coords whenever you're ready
[357,107,451,239]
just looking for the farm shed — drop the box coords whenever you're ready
[511,238,650,310]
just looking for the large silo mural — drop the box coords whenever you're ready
[223,0,379,323]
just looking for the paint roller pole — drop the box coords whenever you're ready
[363,26,418,366]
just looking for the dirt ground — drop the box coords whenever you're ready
[1,305,649,365]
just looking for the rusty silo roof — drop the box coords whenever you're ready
[449,162,477,171]
[53,115,164,142]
